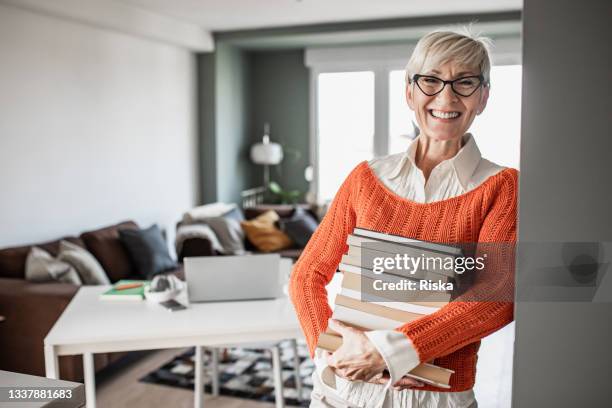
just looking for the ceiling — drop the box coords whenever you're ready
[0,0,522,51]
[119,0,522,32]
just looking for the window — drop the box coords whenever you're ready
[469,65,522,169]
[316,71,375,202]
[388,70,417,154]
[308,42,522,202]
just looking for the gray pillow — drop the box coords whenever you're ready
[204,216,246,255]
[58,240,110,285]
[25,247,82,285]
[278,207,319,248]
[119,224,177,279]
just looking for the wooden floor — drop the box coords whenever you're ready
[96,348,275,408]
[96,325,514,408]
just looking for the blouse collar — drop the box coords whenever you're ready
[388,133,482,191]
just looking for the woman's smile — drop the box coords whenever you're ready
[428,109,462,120]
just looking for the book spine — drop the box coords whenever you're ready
[346,236,458,278]
[352,228,463,256]
[339,288,441,314]
[339,265,453,299]
[333,305,404,330]
[335,294,425,323]
[341,271,451,306]
[341,252,452,282]
[346,244,456,278]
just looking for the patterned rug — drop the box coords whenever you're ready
[140,340,314,406]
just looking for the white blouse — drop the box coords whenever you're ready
[314,133,505,408]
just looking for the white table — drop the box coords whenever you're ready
[44,286,304,408]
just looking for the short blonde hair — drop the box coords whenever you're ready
[405,27,493,86]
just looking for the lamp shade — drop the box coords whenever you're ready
[250,136,283,165]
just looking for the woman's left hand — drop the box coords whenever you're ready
[325,319,387,382]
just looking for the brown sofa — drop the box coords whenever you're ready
[0,220,182,381]
[177,204,318,261]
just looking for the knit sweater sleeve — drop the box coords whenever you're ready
[396,170,518,363]
[289,163,362,357]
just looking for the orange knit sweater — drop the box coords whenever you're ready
[289,161,518,392]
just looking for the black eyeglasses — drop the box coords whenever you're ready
[411,74,487,97]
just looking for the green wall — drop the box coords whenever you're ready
[249,50,310,200]
[198,51,217,204]
[198,43,256,204]
[198,46,309,205]
[215,44,253,203]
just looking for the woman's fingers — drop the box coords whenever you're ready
[324,322,387,382]
[330,359,425,390]
[393,376,425,390]
[367,372,390,384]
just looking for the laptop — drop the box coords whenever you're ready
[184,254,286,302]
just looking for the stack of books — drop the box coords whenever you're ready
[317,227,463,388]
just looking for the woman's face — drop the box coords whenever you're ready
[406,61,489,142]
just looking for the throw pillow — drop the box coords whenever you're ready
[175,223,224,255]
[204,216,246,255]
[25,247,82,285]
[223,206,245,223]
[278,207,319,248]
[183,202,238,224]
[58,240,110,285]
[119,224,177,278]
[240,210,293,253]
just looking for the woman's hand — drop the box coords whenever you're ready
[325,320,387,382]
[366,371,425,390]
[390,376,425,390]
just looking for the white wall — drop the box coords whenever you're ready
[0,4,198,253]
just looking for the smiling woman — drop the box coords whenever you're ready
[404,30,491,148]
[291,27,518,408]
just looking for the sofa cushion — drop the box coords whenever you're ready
[80,221,138,282]
[118,224,177,279]
[58,240,110,285]
[25,247,82,284]
[0,237,84,279]
[278,207,319,248]
[244,204,315,221]
[183,202,239,224]
[203,216,245,255]
[240,210,293,253]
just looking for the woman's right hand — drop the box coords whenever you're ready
[367,371,425,390]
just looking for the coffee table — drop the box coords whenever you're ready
[43,285,305,408]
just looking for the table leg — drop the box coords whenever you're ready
[194,346,204,408]
[44,344,59,379]
[83,352,96,408]
[271,345,285,408]
[290,339,303,401]
[211,348,220,397]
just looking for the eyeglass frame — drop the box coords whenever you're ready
[410,74,488,97]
